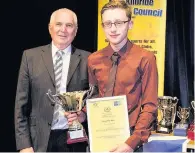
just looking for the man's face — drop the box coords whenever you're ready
[102,8,132,46]
[49,11,77,49]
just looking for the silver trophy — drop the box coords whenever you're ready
[177,106,190,128]
[156,96,178,133]
[47,85,97,144]
[173,106,190,136]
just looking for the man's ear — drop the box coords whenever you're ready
[75,26,78,37]
[128,20,133,30]
[48,24,52,34]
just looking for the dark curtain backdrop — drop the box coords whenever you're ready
[0,0,98,151]
[164,0,194,121]
[0,0,193,151]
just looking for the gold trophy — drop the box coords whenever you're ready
[47,85,97,144]
[156,96,178,134]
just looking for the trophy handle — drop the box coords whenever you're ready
[173,97,179,104]
[177,111,181,120]
[191,101,195,109]
[186,108,190,119]
[82,85,99,106]
[46,89,57,104]
[178,106,182,112]
[186,112,190,119]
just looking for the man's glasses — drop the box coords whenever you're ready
[102,20,129,29]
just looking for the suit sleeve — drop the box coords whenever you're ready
[125,54,158,150]
[15,51,32,150]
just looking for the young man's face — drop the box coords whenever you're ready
[102,8,132,46]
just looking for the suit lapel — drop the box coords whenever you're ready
[41,44,55,86]
[66,46,81,86]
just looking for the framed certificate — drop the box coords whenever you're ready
[86,95,130,152]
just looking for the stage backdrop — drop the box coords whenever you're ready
[98,0,167,96]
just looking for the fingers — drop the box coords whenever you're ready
[20,147,34,153]
[64,112,78,125]
[109,146,118,152]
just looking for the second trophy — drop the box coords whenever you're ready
[156,96,178,134]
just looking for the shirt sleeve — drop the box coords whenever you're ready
[125,53,158,150]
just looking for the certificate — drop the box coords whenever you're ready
[86,95,130,152]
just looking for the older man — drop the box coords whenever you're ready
[15,8,90,152]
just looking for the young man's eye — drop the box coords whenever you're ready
[116,21,123,25]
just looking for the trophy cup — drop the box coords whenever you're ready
[187,100,195,140]
[156,96,178,134]
[173,106,190,136]
[47,85,97,144]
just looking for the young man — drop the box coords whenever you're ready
[88,0,158,152]
[15,8,90,152]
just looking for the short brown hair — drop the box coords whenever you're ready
[101,0,132,20]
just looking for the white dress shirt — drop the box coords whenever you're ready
[51,42,71,130]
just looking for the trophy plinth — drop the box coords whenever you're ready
[156,96,178,134]
[47,87,95,144]
[187,101,195,140]
[173,106,190,136]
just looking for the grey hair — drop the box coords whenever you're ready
[49,8,78,26]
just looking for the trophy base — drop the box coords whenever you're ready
[67,129,88,144]
[156,125,172,134]
[173,123,188,136]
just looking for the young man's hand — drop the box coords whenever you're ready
[110,143,133,152]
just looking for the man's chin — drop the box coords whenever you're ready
[108,39,120,45]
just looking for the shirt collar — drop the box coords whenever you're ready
[103,39,133,58]
[51,42,72,58]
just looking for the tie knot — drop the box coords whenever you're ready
[111,52,120,64]
[56,50,64,58]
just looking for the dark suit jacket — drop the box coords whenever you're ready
[14,44,91,152]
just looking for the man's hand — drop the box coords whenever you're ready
[110,143,133,152]
[64,111,86,125]
[20,147,34,152]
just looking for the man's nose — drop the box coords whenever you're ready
[60,25,67,32]
[110,23,117,32]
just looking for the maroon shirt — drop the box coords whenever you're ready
[88,40,158,150]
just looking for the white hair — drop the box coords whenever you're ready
[49,8,78,26]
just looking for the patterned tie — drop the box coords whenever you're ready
[104,52,121,97]
[54,51,64,93]
[51,50,66,129]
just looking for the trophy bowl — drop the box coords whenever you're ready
[47,85,97,144]
[156,96,178,134]
[177,106,190,126]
